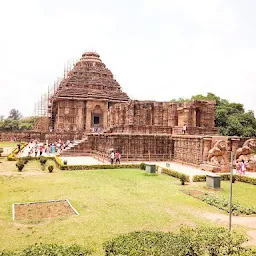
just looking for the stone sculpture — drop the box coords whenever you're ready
[202,140,229,172]
[235,139,256,172]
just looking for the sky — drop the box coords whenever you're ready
[0,0,256,118]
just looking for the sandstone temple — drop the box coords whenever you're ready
[48,51,218,136]
[2,50,255,171]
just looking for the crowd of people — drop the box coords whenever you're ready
[26,139,74,157]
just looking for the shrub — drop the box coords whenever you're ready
[16,160,25,172]
[198,193,256,216]
[103,226,249,256]
[180,174,187,185]
[48,165,54,173]
[192,175,206,182]
[39,157,47,165]
[139,162,146,170]
[161,168,190,182]
[0,243,92,255]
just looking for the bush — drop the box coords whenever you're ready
[199,193,256,216]
[193,175,206,182]
[139,162,146,170]
[48,165,54,173]
[16,160,24,172]
[161,168,190,182]
[103,226,249,256]
[180,174,187,185]
[0,243,92,255]
[40,157,47,165]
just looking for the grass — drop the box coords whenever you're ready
[192,181,256,208]
[0,142,24,148]
[0,159,254,255]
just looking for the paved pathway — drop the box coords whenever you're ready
[17,147,256,179]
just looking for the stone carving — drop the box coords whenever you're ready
[205,140,229,172]
[235,139,256,172]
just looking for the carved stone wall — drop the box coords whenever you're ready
[0,131,83,143]
[55,100,85,132]
[90,133,172,161]
[108,100,217,135]
[172,135,203,165]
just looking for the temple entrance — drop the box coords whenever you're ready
[91,105,103,132]
[196,109,201,127]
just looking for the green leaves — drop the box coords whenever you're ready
[103,227,250,256]
[172,92,256,137]
[0,244,92,256]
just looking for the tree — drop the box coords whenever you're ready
[8,109,22,120]
[171,92,256,137]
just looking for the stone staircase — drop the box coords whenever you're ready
[58,136,92,156]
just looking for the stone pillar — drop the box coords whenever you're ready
[203,136,212,162]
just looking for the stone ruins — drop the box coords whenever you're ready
[1,50,255,171]
[49,51,218,136]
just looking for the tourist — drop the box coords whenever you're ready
[51,144,56,154]
[39,145,43,156]
[110,151,115,164]
[115,152,121,164]
[235,161,240,174]
[240,160,246,175]
[182,124,187,135]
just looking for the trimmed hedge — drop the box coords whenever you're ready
[0,243,92,256]
[192,173,256,185]
[59,163,140,171]
[7,143,27,161]
[161,167,190,182]
[192,174,206,182]
[104,226,252,256]
[55,156,140,170]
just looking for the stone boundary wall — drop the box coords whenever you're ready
[0,131,83,143]
[1,131,253,167]
[89,133,172,161]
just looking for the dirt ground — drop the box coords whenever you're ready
[14,200,78,220]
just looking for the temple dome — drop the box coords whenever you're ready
[53,51,129,102]
[81,51,102,63]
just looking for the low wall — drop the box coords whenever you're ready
[0,131,83,143]
[107,125,173,134]
[89,133,172,161]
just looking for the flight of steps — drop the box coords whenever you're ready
[57,137,92,156]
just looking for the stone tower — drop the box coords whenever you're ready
[50,51,129,132]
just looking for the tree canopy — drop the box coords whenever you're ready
[171,93,256,137]
[0,109,36,131]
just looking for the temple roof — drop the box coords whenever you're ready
[52,51,129,102]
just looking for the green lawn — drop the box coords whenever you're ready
[193,181,256,208]
[0,141,23,148]
[0,159,252,255]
